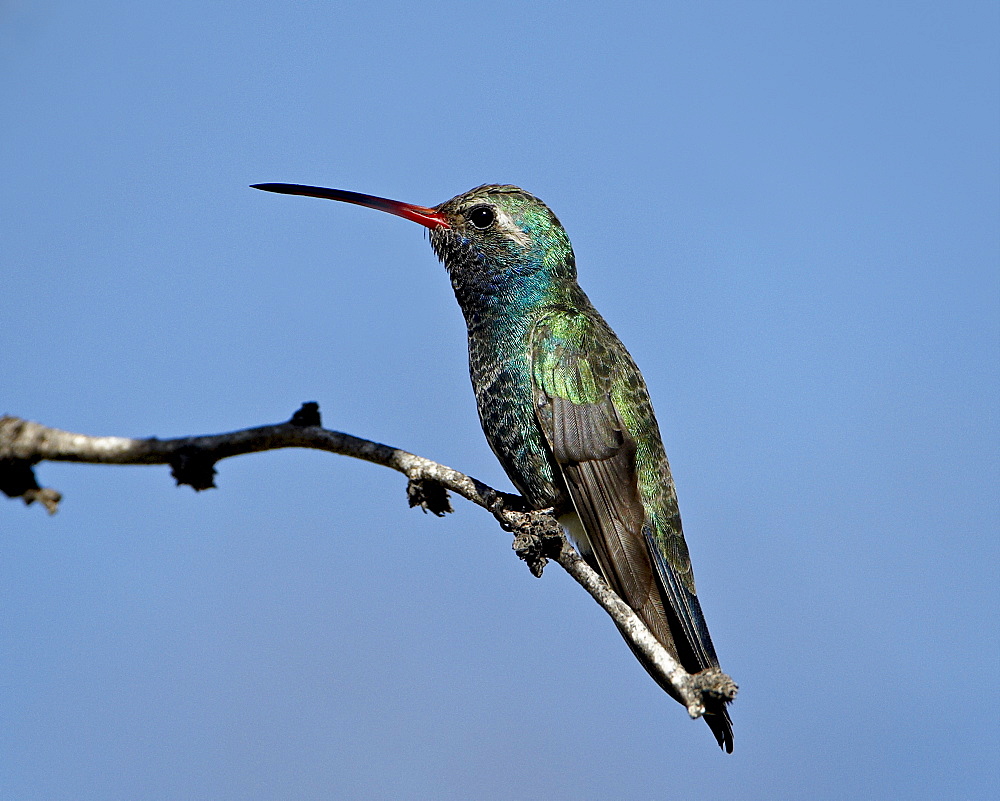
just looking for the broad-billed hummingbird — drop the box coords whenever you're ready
[253,182,734,752]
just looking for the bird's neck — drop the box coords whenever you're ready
[453,268,583,338]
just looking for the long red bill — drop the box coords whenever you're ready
[251,183,450,230]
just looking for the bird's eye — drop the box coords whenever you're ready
[467,205,496,230]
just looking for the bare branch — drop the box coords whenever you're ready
[0,406,736,718]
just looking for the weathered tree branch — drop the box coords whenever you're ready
[0,404,736,719]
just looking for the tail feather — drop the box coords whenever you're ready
[614,617,734,753]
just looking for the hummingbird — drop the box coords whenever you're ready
[252,182,734,752]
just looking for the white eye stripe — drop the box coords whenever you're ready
[461,202,532,248]
[493,207,532,248]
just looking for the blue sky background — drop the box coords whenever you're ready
[2,2,998,799]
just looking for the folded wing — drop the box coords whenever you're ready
[531,310,733,752]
